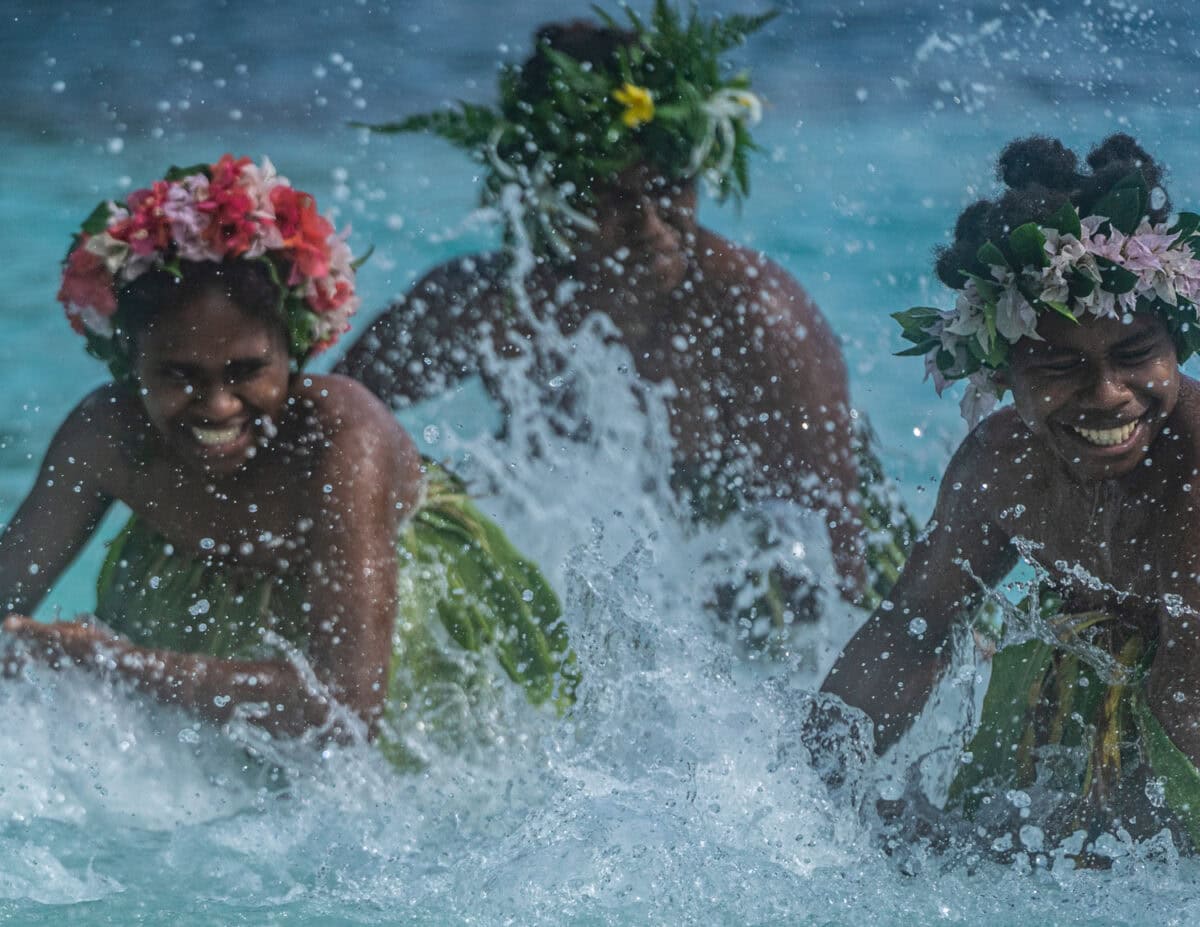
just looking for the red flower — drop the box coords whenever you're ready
[272,186,334,284]
[306,276,354,313]
[199,154,262,256]
[57,239,116,329]
[104,181,174,257]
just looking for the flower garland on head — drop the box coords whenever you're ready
[57,155,361,381]
[894,171,1200,426]
[357,1,775,262]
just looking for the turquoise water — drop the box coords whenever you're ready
[4,1,1200,922]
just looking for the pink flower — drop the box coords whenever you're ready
[162,176,217,261]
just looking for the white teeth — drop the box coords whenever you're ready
[191,424,242,447]
[1072,420,1137,447]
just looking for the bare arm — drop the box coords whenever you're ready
[295,381,421,732]
[1146,482,1200,767]
[821,431,1018,753]
[334,257,507,408]
[0,393,116,615]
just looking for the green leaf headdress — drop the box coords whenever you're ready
[357,1,776,263]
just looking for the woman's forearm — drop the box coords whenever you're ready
[107,640,349,737]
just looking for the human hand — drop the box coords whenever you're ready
[2,614,122,671]
[767,687,877,806]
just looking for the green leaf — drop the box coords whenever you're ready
[1067,271,1096,300]
[1133,698,1200,849]
[947,637,1056,812]
[350,244,375,271]
[712,10,779,51]
[1043,202,1082,239]
[1095,256,1139,294]
[1091,170,1148,236]
[891,306,942,330]
[1008,222,1049,268]
[1040,299,1079,323]
[1169,211,1200,240]
[79,201,113,236]
[963,272,1000,302]
[976,240,1009,269]
[163,162,210,182]
[895,340,940,357]
[350,103,502,150]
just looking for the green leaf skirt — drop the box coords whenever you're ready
[94,461,578,768]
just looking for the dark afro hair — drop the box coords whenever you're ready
[514,20,635,104]
[934,133,1171,289]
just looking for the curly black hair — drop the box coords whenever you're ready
[515,20,635,104]
[934,133,1171,289]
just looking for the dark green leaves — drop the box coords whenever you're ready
[1008,223,1049,268]
[163,163,210,182]
[1095,256,1139,294]
[1090,170,1149,236]
[79,201,113,236]
[1044,202,1082,239]
[976,240,1008,270]
[350,103,501,150]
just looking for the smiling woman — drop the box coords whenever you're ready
[820,133,1200,854]
[0,155,576,766]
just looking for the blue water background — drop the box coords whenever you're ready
[3,1,1200,923]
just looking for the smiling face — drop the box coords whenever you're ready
[132,286,291,477]
[1004,310,1180,482]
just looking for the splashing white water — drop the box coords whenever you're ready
[3,311,1199,924]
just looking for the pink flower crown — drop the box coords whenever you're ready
[895,174,1200,427]
[57,155,360,375]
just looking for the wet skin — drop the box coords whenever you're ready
[336,165,866,598]
[822,310,1200,777]
[0,288,422,738]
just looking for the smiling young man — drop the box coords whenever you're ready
[821,135,1200,849]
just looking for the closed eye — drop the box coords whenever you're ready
[158,364,194,382]
[225,359,269,383]
[1032,357,1083,375]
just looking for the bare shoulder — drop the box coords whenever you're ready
[294,374,412,451]
[938,407,1039,513]
[1168,376,1200,455]
[54,384,142,468]
[1153,376,1200,503]
[699,230,820,321]
[295,375,417,471]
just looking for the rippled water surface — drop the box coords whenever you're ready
[3,1,1200,923]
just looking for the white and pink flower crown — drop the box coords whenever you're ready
[57,154,361,378]
[895,174,1200,426]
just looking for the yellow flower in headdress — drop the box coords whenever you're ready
[613,83,655,128]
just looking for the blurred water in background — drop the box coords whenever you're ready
[3,1,1200,923]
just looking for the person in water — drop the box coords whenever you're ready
[0,155,575,766]
[337,3,907,635]
[822,134,1200,849]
